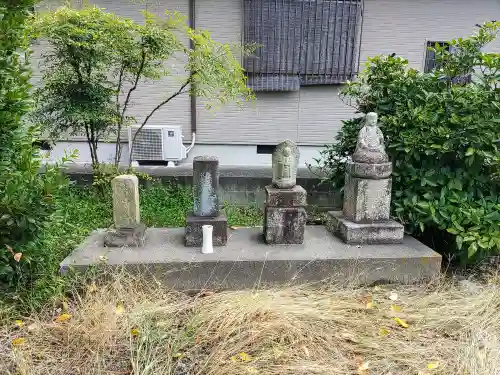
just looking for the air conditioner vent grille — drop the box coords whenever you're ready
[130,128,163,160]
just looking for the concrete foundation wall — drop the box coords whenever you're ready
[66,165,342,211]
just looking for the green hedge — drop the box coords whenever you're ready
[314,22,500,263]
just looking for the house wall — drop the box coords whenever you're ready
[37,0,500,166]
[360,0,500,68]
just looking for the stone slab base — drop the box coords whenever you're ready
[326,211,404,245]
[104,224,146,247]
[264,206,306,244]
[185,214,228,247]
[61,226,441,289]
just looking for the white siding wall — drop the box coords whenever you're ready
[34,0,500,148]
[360,0,500,69]
[194,0,500,146]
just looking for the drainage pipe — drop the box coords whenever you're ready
[187,0,197,154]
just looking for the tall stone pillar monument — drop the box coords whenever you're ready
[326,112,404,244]
[104,175,146,247]
[185,156,228,246]
[263,140,307,244]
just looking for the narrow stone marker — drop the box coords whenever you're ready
[104,175,146,247]
[264,140,307,244]
[185,156,228,247]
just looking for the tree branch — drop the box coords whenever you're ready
[84,123,96,167]
[120,51,147,126]
[117,50,147,166]
[128,72,195,166]
[114,63,126,166]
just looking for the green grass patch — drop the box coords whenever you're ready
[0,181,262,319]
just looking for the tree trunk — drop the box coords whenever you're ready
[84,123,100,171]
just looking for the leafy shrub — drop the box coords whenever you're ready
[313,22,500,263]
[0,1,69,287]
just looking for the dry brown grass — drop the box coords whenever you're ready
[1,270,500,375]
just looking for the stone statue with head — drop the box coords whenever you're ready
[272,140,299,189]
[352,112,389,164]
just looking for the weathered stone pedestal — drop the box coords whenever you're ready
[327,160,404,245]
[264,185,307,244]
[185,214,228,247]
[104,175,146,247]
[185,156,228,247]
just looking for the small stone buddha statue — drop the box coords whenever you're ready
[272,140,299,189]
[278,146,293,180]
[352,112,389,164]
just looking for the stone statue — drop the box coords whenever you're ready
[104,175,146,247]
[265,139,306,244]
[272,140,299,189]
[352,112,389,164]
[278,146,293,180]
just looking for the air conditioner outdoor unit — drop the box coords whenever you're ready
[128,125,186,163]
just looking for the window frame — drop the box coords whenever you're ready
[423,40,450,73]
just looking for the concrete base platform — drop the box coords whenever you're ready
[60,226,441,290]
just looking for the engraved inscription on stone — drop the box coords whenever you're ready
[272,140,299,189]
[112,175,140,229]
[192,156,220,218]
[194,171,218,217]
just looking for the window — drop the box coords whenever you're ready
[243,0,364,92]
[424,40,472,84]
[256,145,276,154]
[424,41,449,73]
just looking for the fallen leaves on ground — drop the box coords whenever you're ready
[231,352,252,362]
[11,337,26,346]
[391,304,402,312]
[379,327,390,336]
[55,313,72,323]
[393,317,409,328]
[427,362,439,370]
[115,302,125,315]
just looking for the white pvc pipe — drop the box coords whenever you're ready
[202,225,214,254]
[186,132,196,154]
